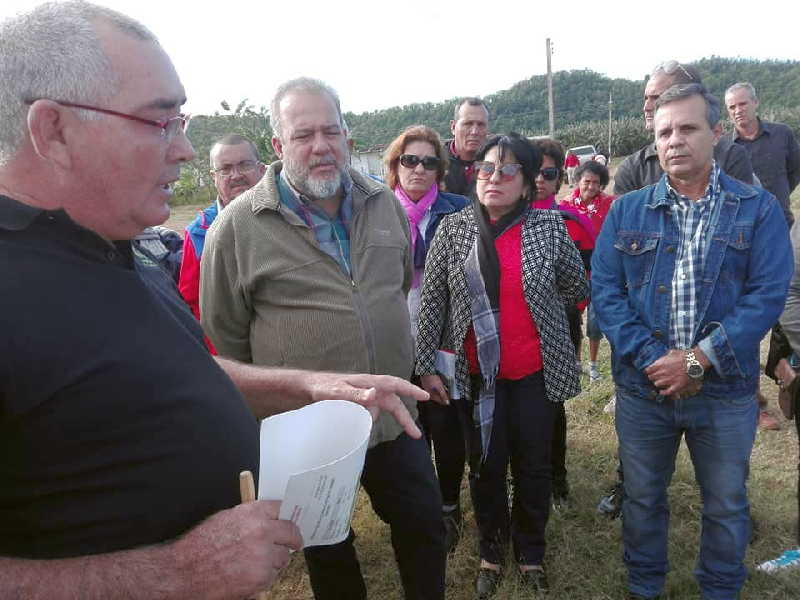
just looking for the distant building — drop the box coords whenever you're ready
[350,145,386,180]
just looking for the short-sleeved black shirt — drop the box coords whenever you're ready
[0,195,259,559]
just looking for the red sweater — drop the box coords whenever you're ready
[464,221,543,379]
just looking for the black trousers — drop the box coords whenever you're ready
[552,305,583,487]
[303,432,446,600]
[465,371,557,566]
[418,401,467,506]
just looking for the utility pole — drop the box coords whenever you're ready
[546,38,554,137]
[608,90,613,157]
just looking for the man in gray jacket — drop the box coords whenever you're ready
[201,77,446,600]
[614,60,753,195]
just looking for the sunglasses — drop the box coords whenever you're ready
[475,161,523,181]
[537,167,560,181]
[658,60,697,83]
[399,154,441,170]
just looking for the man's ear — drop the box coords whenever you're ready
[26,100,75,169]
[449,120,456,136]
[271,136,283,159]
[712,121,723,144]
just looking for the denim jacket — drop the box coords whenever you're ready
[591,170,793,399]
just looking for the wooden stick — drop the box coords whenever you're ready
[239,470,268,600]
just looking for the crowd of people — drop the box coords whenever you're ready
[2,2,800,600]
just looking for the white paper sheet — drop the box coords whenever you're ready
[435,349,460,399]
[258,400,373,548]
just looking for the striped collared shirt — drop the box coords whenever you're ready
[667,162,722,349]
[278,170,354,277]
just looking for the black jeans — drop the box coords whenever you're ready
[419,401,467,506]
[465,371,557,566]
[303,432,446,600]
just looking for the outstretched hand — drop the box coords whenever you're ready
[306,372,429,438]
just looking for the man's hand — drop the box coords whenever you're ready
[171,500,302,599]
[419,374,451,406]
[306,372,429,439]
[645,349,701,398]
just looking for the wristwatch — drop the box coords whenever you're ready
[685,350,705,380]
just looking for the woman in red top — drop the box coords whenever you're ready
[414,134,587,597]
[562,160,616,380]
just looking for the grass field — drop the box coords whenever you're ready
[168,173,800,599]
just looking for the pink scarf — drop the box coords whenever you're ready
[394,183,439,252]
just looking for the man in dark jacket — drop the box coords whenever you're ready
[724,82,799,227]
[442,97,489,198]
[614,60,754,195]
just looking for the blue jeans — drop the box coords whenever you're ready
[615,388,757,600]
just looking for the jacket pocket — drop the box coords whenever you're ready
[613,232,659,288]
[719,224,753,283]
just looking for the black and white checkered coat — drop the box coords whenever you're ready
[414,204,588,403]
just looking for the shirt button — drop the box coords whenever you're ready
[106,250,117,261]
[666,246,674,253]
[680,273,687,280]
[654,329,663,338]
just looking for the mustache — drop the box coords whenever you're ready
[309,155,338,169]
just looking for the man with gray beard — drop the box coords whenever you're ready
[200,77,446,600]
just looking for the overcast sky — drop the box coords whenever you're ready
[4,0,799,116]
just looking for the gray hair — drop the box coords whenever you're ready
[209,133,259,167]
[453,97,489,122]
[0,1,157,165]
[270,77,344,141]
[725,81,758,102]
[655,83,721,128]
[650,60,702,85]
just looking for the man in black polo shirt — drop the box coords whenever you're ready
[724,82,800,227]
[0,3,425,598]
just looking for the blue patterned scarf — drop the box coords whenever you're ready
[466,198,529,468]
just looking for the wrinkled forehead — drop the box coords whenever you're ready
[725,88,755,104]
[211,142,259,167]
[457,103,489,124]
[645,72,675,98]
[280,91,342,132]
[654,95,709,130]
[98,24,186,112]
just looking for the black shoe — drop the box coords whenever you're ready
[443,506,462,553]
[475,567,502,599]
[597,481,624,519]
[519,565,549,594]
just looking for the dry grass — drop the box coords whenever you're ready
[171,173,800,599]
[261,343,800,599]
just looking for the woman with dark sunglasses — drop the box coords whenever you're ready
[415,133,587,597]
[383,125,469,552]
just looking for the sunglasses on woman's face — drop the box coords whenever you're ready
[399,154,441,170]
[475,161,523,181]
[537,167,560,181]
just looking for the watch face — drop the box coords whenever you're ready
[688,363,704,379]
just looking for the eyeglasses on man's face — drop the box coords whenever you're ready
[25,99,189,141]
[211,160,261,177]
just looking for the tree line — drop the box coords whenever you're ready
[174,57,800,205]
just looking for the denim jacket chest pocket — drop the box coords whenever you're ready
[613,232,660,288]
[717,224,754,283]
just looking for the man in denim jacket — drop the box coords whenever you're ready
[592,83,793,600]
